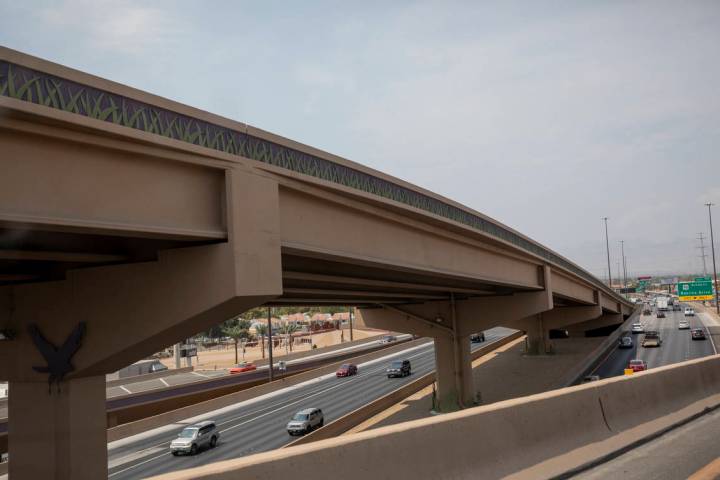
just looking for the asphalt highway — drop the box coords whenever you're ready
[592,307,715,379]
[577,403,720,479]
[107,327,516,480]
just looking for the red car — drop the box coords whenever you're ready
[229,362,257,374]
[336,363,358,377]
[628,359,647,372]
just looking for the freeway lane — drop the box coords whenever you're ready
[592,307,715,379]
[108,327,516,480]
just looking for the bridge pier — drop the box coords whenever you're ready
[9,376,106,480]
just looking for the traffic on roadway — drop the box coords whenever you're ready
[107,327,515,479]
[591,300,715,380]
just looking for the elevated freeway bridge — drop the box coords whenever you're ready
[0,46,633,479]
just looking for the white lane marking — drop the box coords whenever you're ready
[698,312,718,354]
[119,385,132,394]
[108,445,166,469]
[108,344,438,475]
[159,378,170,387]
[108,331,509,469]
[108,341,434,451]
[191,371,209,378]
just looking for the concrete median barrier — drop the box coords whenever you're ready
[107,337,430,442]
[146,353,720,480]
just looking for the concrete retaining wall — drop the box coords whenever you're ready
[286,331,524,447]
[147,353,720,480]
[107,337,431,442]
[0,459,6,476]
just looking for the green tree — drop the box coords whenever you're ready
[255,323,268,359]
[278,323,299,354]
[223,319,252,364]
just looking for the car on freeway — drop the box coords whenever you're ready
[642,331,662,348]
[470,332,486,343]
[678,320,690,330]
[618,336,633,349]
[656,311,666,318]
[379,335,397,344]
[386,359,411,378]
[229,361,257,374]
[336,363,358,377]
[642,308,652,316]
[691,328,707,340]
[582,375,601,383]
[549,329,569,339]
[628,359,648,372]
[170,421,219,456]
[673,304,682,311]
[684,308,695,316]
[631,323,645,334]
[287,408,324,435]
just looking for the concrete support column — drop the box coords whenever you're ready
[9,375,106,480]
[433,334,474,412]
[523,315,553,355]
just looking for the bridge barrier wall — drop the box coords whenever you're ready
[147,353,720,480]
[286,331,524,447]
[0,459,6,476]
[107,337,430,442]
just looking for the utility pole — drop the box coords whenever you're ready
[603,217,612,287]
[620,240,627,291]
[267,307,274,381]
[698,232,709,277]
[349,306,354,342]
[705,203,720,315]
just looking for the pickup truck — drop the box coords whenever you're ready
[642,331,662,348]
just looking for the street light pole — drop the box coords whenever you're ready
[349,306,354,342]
[705,203,720,315]
[267,306,274,381]
[620,240,627,291]
[603,217,612,287]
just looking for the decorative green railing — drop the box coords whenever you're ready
[0,60,625,303]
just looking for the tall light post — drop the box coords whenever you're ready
[603,217,612,287]
[705,203,720,315]
[620,240,627,291]
[267,306,274,381]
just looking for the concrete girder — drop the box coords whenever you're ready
[508,305,602,354]
[568,313,624,334]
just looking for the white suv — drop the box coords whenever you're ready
[684,308,695,316]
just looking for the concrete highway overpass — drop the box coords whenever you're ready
[0,47,634,479]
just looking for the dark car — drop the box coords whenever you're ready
[549,329,569,339]
[618,336,633,349]
[386,359,411,378]
[470,332,485,343]
[336,363,358,377]
[656,311,666,318]
[691,328,707,340]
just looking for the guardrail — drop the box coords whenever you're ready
[147,351,720,480]
[285,331,524,447]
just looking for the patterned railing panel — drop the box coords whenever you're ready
[0,60,625,303]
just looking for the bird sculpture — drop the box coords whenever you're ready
[28,322,86,394]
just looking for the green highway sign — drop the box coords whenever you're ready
[695,277,712,282]
[677,280,714,301]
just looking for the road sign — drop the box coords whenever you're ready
[637,280,649,292]
[695,277,712,282]
[677,280,714,301]
[624,369,634,376]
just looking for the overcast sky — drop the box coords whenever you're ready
[2,1,720,279]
